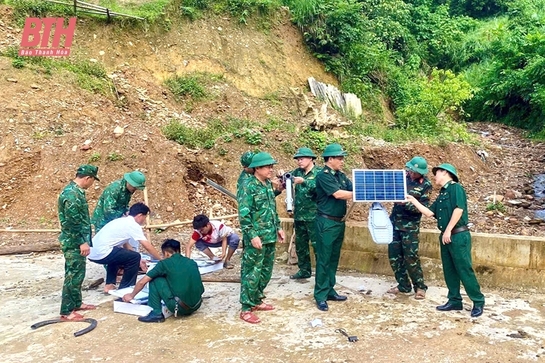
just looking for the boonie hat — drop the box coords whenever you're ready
[293,147,317,159]
[77,164,99,181]
[124,171,146,190]
[240,151,255,168]
[432,163,459,182]
[405,156,428,175]
[249,152,277,168]
[322,143,348,157]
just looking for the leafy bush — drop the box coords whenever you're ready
[486,201,506,213]
[461,0,545,131]
[397,69,473,130]
[296,130,329,153]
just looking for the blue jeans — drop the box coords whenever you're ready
[90,247,141,289]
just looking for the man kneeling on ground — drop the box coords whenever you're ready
[186,214,240,269]
[123,239,205,323]
[88,202,162,292]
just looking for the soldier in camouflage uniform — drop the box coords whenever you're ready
[289,147,321,279]
[314,144,353,312]
[58,164,99,320]
[92,170,146,233]
[237,152,285,324]
[237,150,283,200]
[237,151,255,192]
[388,156,432,300]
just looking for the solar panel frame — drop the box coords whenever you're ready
[352,169,407,202]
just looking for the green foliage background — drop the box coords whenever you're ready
[282,0,545,138]
[6,0,545,141]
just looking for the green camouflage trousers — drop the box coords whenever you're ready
[240,242,276,311]
[60,249,86,315]
[388,229,427,292]
[294,220,317,276]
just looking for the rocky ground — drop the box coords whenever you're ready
[2,251,545,363]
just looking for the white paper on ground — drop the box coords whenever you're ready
[194,259,224,274]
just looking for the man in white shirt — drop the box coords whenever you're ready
[88,202,162,292]
[185,214,240,269]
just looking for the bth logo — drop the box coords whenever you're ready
[19,17,76,57]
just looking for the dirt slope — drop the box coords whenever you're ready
[0,5,544,248]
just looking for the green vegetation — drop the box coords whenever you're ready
[107,152,123,161]
[282,0,545,139]
[486,201,507,213]
[164,72,224,102]
[7,0,545,144]
[88,152,101,163]
[164,74,206,101]
[297,130,329,153]
[8,0,171,24]
[162,116,263,149]
[1,46,112,95]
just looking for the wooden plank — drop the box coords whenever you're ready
[0,242,60,256]
[0,229,60,233]
[145,214,239,229]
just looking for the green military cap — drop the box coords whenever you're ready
[124,170,146,190]
[249,152,277,168]
[405,156,428,175]
[240,151,255,167]
[432,163,459,182]
[322,143,348,157]
[77,164,99,181]
[293,147,317,159]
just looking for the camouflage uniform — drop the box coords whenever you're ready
[237,170,254,192]
[238,175,281,311]
[291,165,321,277]
[388,175,432,293]
[58,181,92,315]
[91,179,132,233]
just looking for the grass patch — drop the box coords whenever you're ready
[162,116,264,149]
[2,46,113,95]
[262,115,295,132]
[8,0,73,24]
[88,152,101,163]
[344,114,478,145]
[8,0,172,28]
[107,152,123,161]
[164,72,224,102]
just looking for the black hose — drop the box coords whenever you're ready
[31,317,98,337]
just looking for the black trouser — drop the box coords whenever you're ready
[90,247,141,289]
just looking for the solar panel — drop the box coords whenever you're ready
[352,169,407,202]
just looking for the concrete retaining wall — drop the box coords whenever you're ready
[280,219,545,291]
